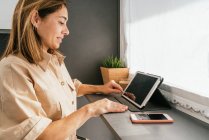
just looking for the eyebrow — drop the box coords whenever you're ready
[59,16,68,21]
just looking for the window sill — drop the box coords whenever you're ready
[0,29,10,34]
[160,84,209,124]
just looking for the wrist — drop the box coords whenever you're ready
[95,85,103,93]
[84,103,96,118]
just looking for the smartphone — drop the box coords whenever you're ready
[130,113,174,123]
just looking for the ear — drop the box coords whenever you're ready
[30,10,40,28]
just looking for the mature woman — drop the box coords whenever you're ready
[0,0,128,140]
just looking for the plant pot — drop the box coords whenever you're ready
[100,67,129,84]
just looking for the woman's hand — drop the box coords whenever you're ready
[87,98,128,117]
[77,80,123,96]
[100,80,123,94]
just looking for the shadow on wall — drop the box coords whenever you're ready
[0,34,9,57]
[127,0,199,23]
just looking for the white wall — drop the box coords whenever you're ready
[0,0,18,29]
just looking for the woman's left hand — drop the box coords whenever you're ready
[101,80,123,94]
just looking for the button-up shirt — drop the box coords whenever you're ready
[0,51,82,140]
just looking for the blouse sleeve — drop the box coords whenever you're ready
[0,63,52,140]
[73,79,82,93]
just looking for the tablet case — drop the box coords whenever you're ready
[116,88,171,112]
[141,88,171,111]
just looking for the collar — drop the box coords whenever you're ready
[54,51,66,65]
[38,51,66,71]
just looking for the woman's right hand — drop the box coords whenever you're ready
[87,98,128,117]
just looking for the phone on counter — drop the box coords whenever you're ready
[130,113,174,124]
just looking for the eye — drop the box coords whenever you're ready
[59,21,64,25]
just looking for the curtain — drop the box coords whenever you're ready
[120,0,209,98]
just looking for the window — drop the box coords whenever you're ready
[120,0,209,98]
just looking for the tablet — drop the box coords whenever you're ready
[122,71,163,109]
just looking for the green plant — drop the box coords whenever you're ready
[102,56,125,68]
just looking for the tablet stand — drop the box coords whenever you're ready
[128,89,171,112]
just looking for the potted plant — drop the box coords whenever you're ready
[100,56,129,85]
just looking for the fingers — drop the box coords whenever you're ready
[111,89,123,94]
[91,99,128,117]
[101,98,128,113]
[110,101,128,112]
[102,80,123,94]
[111,80,123,92]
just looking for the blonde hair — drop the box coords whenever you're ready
[1,0,67,63]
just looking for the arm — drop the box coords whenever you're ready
[37,105,91,140]
[77,80,123,96]
[0,61,127,140]
[37,98,127,140]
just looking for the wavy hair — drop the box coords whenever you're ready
[1,0,67,63]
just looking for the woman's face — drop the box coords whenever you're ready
[36,5,69,52]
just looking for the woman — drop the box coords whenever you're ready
[0,0,128,140]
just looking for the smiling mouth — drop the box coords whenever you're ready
[57,37,63,43]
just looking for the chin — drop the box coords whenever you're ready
[52,44,60,50]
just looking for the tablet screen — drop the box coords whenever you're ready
[123,72,160,106]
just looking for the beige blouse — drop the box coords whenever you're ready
[0,51,82,140]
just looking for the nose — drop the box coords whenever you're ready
[63,25,69,36]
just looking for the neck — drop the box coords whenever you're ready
[42,46,48,53]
